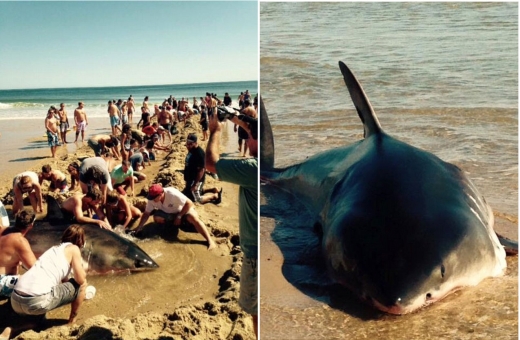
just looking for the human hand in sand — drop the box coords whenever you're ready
[96,220,112,230]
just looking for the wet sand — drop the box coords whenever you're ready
[0,116,256,339]
[260,179,518,340]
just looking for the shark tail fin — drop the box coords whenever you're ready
[260,96,275,170]
[339,61,383,138]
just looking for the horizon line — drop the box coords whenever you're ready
[0,79,258,92]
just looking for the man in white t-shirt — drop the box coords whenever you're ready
[132,184,216,250]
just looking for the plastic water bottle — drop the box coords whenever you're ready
[85,286,96,300]
[0,201,9,227]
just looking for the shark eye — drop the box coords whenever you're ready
[440,264,446,278]
[426,293,432,300]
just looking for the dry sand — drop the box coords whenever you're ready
[0,116,256,340]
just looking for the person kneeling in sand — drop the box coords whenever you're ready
[105,190,142,231]
[60,188,111,229]
[39,164,69,193]
[11,225,88,324]
[0,209,37,340]
[87,134,121,159]
[12,172,43,215]
[132,184,216,250]
[0,209,37,298]
[110,160,135,196]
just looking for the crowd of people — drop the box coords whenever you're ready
[1,90,259,338]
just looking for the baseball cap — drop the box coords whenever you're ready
[147,184,164,200]
[187,133,197,143]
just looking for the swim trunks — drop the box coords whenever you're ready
[47,131,60,147]
[49,178,68,193]
[76,121,87,132]
[121,114,128,125]
[87,139,104,156]
[184,181,204,203]
[59,121,69,132]
[238,126,249,140]
[110,115,120,127]
[238,257,257,315]
[0,274,18,297]
[161,123,171,132]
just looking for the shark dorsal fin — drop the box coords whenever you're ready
[260,96,275,170]
[45,195,65,223]
[339,61,382,138]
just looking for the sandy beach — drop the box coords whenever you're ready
[0,115,256,339]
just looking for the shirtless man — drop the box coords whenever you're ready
[60,187,112,229]
[205,92,217,118]
[108,100,122,136]
[58,103,70,144]
[44,109,60,158]
[235,99,257,157]
[127,96,136,125]
[39,164,68,193]
[158,106,173,144]
[143,96,150,113]
[0,209,37,297]
[74,102,88,142]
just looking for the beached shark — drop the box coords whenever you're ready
[27,196,159,275]
[260,61,517,315]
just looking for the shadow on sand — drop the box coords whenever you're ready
[9,156,50,163]
[261,184,383,321]
[0,297,68,339]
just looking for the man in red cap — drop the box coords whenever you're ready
[132,184,216,250]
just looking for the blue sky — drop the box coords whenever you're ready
[0,1,258,90]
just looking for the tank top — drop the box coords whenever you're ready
[13,171,39,187]
[14,243,72,295]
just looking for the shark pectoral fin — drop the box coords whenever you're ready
[338,61,382,138]
[496,233,518,255]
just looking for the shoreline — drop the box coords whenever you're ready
[0,115,256,339]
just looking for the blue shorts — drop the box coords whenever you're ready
[11,279,80,316]
[0,274,18,297]
[238,257,257,315]
[47,131,59,147]
[110,115,120,127]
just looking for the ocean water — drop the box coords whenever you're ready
[260,2,517,340]
[0,80,258,120]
